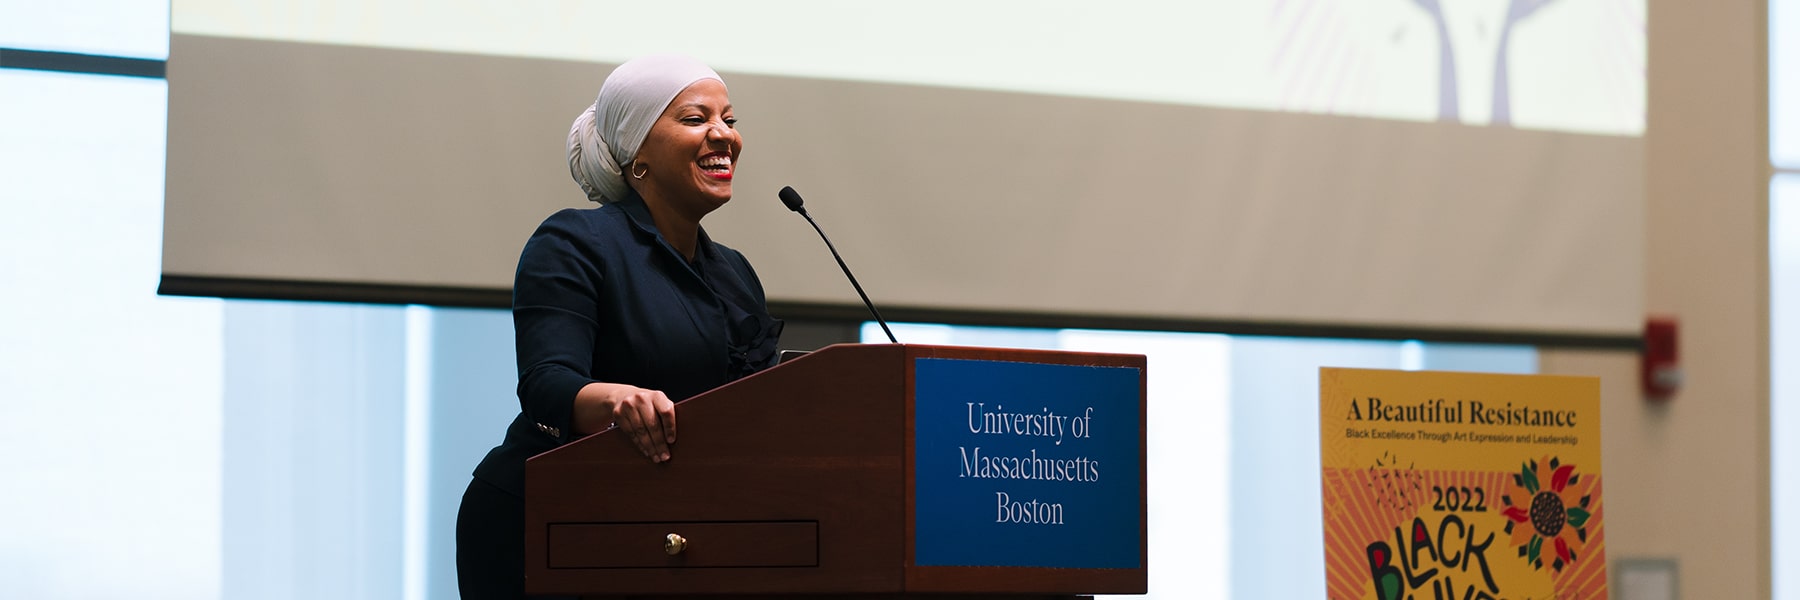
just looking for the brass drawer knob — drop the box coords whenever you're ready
[664,533,688,556]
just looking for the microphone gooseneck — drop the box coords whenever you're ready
[777,186,899,344]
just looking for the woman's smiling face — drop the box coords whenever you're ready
[633,79,741,217]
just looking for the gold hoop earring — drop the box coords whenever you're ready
[630,162,648,180]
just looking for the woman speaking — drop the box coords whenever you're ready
[456,54,784,599]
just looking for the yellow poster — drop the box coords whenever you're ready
[1321,368,1606,600]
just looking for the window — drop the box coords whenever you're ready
[1772,2,1800,596]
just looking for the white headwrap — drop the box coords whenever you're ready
[568,54,725,204]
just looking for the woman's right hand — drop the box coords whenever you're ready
[574,382,676,463]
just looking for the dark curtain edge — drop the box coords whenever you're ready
[0,48,166,78]
[158,275,1643,350]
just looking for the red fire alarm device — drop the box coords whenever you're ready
[1642,316,1681,400]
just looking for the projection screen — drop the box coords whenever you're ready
[162,0,1647,342]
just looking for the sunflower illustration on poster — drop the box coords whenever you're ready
[1502,456,1595,572]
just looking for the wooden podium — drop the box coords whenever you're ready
[524,343,1147,599]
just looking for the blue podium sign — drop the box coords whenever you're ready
[913,358,1142,569]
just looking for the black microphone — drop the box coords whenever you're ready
[778,186,899,344]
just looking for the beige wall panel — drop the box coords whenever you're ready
[166,34,1644,335]
[1546,0,1773,598]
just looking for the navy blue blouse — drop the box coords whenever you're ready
[472,197,784,497]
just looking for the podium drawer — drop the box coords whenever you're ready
[547,521,818,569]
